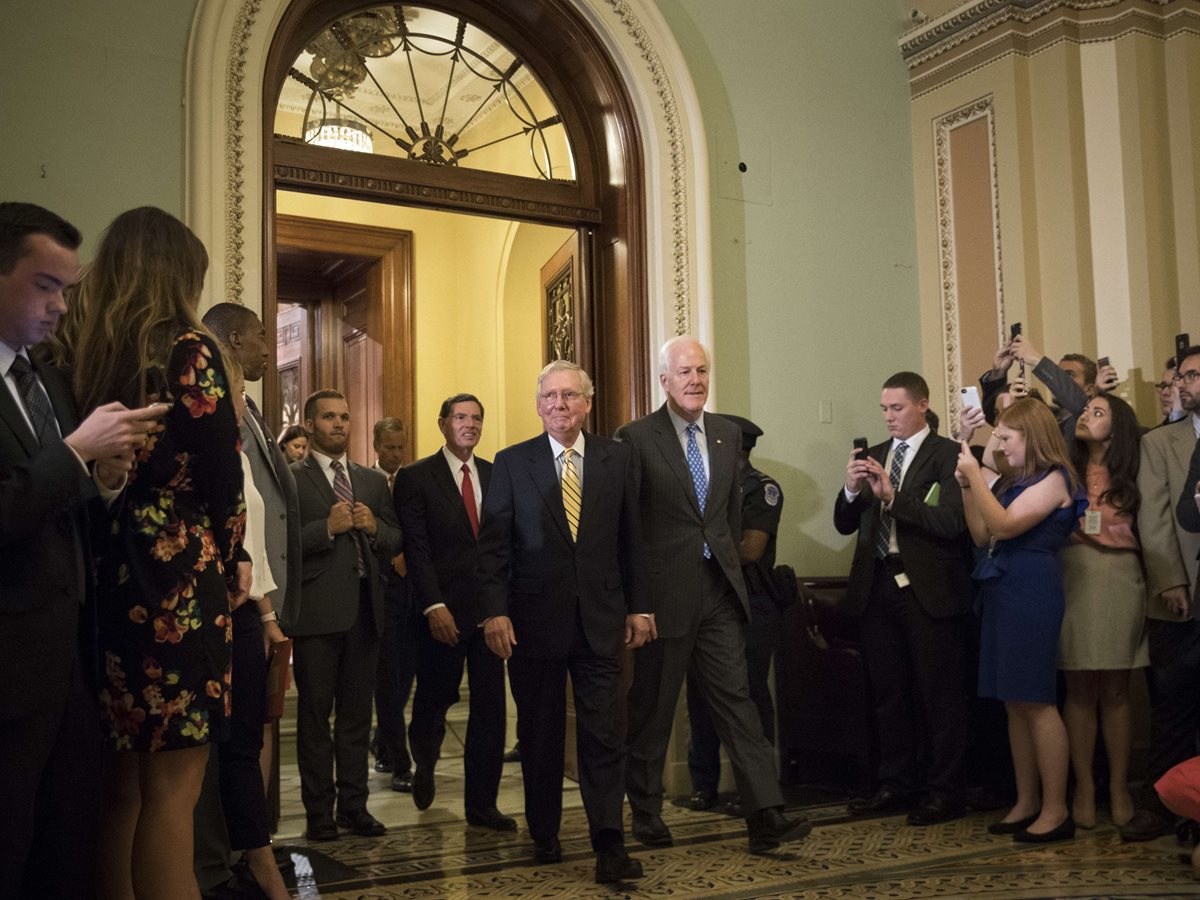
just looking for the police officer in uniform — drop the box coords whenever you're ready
[685,414,784,810]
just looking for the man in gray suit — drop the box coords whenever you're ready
[620,336,810,854]
[1124,345,1200,841]
[288,389,402,841]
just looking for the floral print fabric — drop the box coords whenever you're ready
[97,331,245,751]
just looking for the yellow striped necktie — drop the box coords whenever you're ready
[562,448,581,541]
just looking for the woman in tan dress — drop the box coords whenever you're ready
[1059,393,1147,829]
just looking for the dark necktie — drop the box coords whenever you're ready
[875,441,909,559]
[685,423,711,559]
[331,459,365,575]
[461,464,480,539]
[8,355,58,446]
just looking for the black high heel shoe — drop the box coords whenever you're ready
[1013,816,1075,843]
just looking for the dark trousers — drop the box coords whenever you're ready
[218,604,270,848]
[686,590,779,796]
[293,583,379,819]
[0,656,101,899]
[408,619,506,810]
[374,576,416,774]
[627,559,783,817]
[1144,618,1200,808]
[508,614,624,850]
[860,558,967,801]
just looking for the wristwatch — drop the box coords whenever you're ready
[260,610,279,623]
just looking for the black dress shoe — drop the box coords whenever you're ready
[746,806,813,854]
[373,759,393,774]
[534,836,562,863]
[466,806,518,831]
[687,790,718,811]
[305,816,338,842]
[848,787,913,815]
[1120,808,1174,842]
[1013,816,1075,843]
[503,744,522,763]
[412,768,435,810]
[631,811,673,846]
[595,846,644,883]
[906,795,966,826]
[335,808,386,837]
[987,813,1038,835]
[391,771,413,793]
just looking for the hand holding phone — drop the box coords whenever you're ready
[960,386,981,410]
[853,437,869,457]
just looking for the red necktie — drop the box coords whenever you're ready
[461,463,479,538]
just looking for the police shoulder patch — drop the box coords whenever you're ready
[763,483,780,507]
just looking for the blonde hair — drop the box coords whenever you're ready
[996,398,1079,493]
[73,207,209,412]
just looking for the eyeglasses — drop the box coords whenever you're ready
[540,390,583,403]
[1155,382,1173,391]
[1172,370,1200,385]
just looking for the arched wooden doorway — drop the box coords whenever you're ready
[260,0,650,437]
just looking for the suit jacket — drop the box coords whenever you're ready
[241,398,301,612]
[0,357,96,718]
[285,454,402,637]
[394,450,491,634]
[833,432,972,618]
[1176,425,1200,536]
[1138,420,1200,616]
[475,432,643,659]
[616,405,745,639]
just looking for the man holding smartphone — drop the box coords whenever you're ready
[834,371,973,826]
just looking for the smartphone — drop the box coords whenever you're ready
[960,386,981,409]
[852,437,869,458]
[1010,322,1022,340]
[1177,333,1191,362]
[1097,356,1110,370]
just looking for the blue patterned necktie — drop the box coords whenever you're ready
[331,459,366,576]
[8,355,58,446]
[686,423,711,559]
[875,441,908,559]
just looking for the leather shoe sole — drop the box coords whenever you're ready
[412,769,435,810]
[595,849,644,883]
[987,813,1038,835]
[631,814,673,847]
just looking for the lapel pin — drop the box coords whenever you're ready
[716,438,722,444]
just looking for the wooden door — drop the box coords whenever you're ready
[275,303,311,428]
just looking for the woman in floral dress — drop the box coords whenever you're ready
[72,207,244,899]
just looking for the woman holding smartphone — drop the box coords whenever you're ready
[73,207,245,899]
[956,399,1085,843]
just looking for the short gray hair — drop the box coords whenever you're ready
[657,335,710,376]
[536,359,594,400]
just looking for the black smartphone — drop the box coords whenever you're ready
[1010,322,1022,340]
[1097,356,1110,370]
[853,437,868,458]
[1177,333,1191,362]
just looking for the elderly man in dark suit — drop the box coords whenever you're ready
[0,203,162,897]
[477,361,648,883]
[287,388,401,841]
[834,370,972,825]
[621,335,810,855]
[394,393,515,829]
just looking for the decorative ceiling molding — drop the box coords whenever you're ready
[900,0,1200,98]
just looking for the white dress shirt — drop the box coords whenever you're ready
[547,431,586,486]
[843,425,932,555]
[665,405,709,481]
[441,445,482,521]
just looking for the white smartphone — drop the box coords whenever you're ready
[960,386,981,410]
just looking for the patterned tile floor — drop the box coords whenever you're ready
[272,727,1199,898]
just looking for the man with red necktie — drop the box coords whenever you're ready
[393,393,514,830]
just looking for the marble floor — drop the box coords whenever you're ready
[271,710,1199,899]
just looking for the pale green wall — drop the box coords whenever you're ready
[655,0,922,574]
[0,1,196,256]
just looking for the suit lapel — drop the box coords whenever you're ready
[1170,421,1196,473]
[651,405,703,518]
[899,435,936,490]
[32,359,78,437]
[576,434,604,539]
[703,414,731,523]
[527,435,573,545]
[0,380,38,457]
[244,403,283,492]
[430,453,475,541]
[302,455,336,506]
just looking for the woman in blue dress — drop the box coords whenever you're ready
[955,398,1085,843]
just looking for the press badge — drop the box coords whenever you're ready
[894,572,911,589]
[1084,509,1102,535]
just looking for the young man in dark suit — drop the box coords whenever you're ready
[286,389,401,841]
[0,203,163,896]
[394,393,514,829]
[834,370,972,825]
[620,336,810,855]
[477,362,648,883]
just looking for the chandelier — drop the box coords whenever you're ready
[304,117,374,153]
